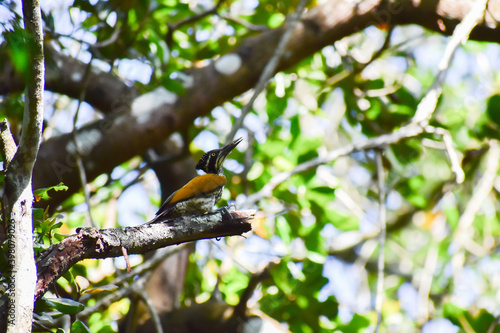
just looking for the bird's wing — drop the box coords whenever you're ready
[154,174,227,217]
[154,189,179,217]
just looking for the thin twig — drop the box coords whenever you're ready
[232,262,274,319]
[487,314,500,333]
[225,0,309,143]
[91,16,123,49]
[170,0,223,30]
[242,123,425,207]
[451,139,499,312]
[361,25,394,69]
[325,26,398,87]
[241,126,255,196]
[424,126,465,184]
[374,150,386,333]
[71,60,97,227]
[79,271,151,321]
[457,140,500,236]
[77,245,188,315]
[412,0,488,124]
[166,0,224,47]
[418,241,439,324]
[219,14,269,32]
[137,289,164,333]
[121,247,131,273]
[115,244,187,287]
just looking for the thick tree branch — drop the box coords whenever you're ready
[0,44,138,114]
[2,0,44,330]
[34,210,254,301]
[396,0,499,42]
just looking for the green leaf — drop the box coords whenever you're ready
[407,194,427,208]
[247,161,264,181]
[34,182,68,202]
[48,298,85,315]
[33,312,56,326]
[32,208,45,227]
[391,142,421,166]
[259,140,290,159]
[82,284,119,295]
[443,302,465,326]
[273,156,294,171]
[408,175,425,190]
[270,261,295,295]
[443,206,459,229]
[388,103,414,116]
[53,233,67,242]
[276,216,292,245]
[322,296,339,320]
[71,320,91,333]
[268,13,285,28]
[444,304,500,333]
[220,267,250,305]
[366,103,381,120]
[34,297,56,313]
[336,313,371,332]
[486,94,500,126]
[470,309,498,333]
[290,115,300,140]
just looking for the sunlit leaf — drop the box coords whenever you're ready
[34,182,68,202]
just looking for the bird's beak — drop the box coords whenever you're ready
[219,137,243,159]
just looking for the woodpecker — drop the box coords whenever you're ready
[149,137,243,222]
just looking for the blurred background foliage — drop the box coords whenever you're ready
[1,0,500,332]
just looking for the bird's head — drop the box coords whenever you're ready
[196,137,243,175]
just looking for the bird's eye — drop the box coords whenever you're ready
[211,153,216,156]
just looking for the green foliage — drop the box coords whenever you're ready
[33,207,65,247]
[4,27,30,79]
[2,0,500,331]
[220,266,250,305]
[261,260,338,332]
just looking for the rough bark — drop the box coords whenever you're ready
[34,209,254,301]
[1,0,44,331]
[0,44,138,115]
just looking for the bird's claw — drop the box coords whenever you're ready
[216,206,234,219]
